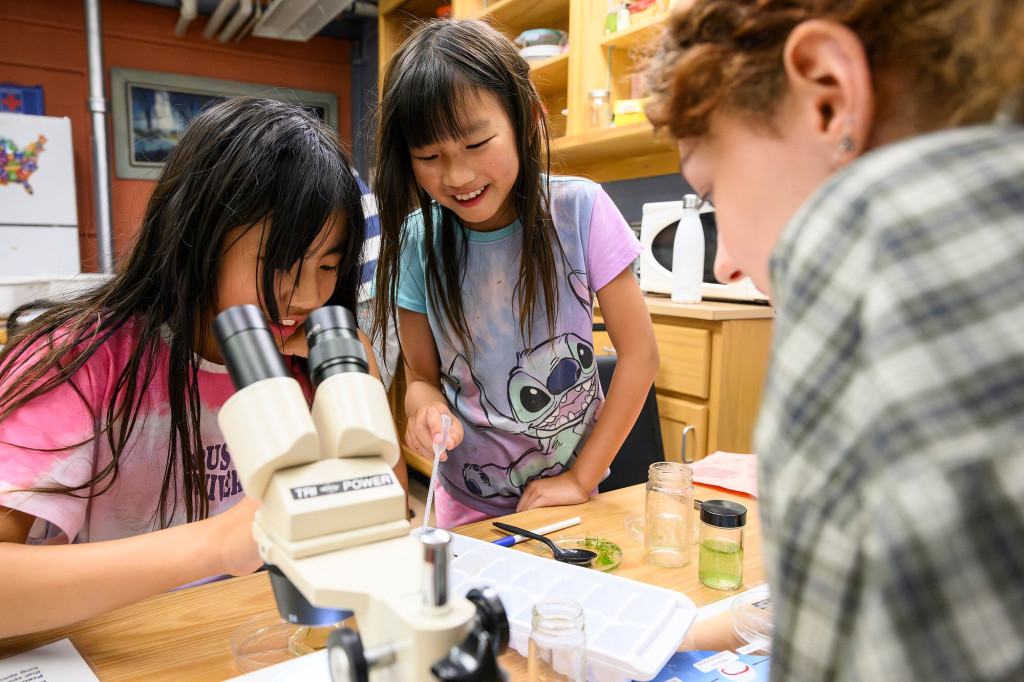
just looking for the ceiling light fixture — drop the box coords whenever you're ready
[251,0,356,41]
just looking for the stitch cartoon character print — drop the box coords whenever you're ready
[446,331,600,498]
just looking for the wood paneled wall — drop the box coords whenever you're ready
[0,0,353,272]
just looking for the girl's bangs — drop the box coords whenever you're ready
[261,152,348,271]
[397,65,485,150]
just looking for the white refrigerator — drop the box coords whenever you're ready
[0,112,89,318]
[0,112,81,277]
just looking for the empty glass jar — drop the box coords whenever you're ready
[528,597,586,681]
[644,461,695,567]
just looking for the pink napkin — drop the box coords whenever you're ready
[689,451,758,497]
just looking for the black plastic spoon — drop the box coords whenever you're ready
[492,522,597,567]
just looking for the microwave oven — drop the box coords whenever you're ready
[638,200,770,303]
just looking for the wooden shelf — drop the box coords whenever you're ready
[380,1,680,182]
[471,0,571,31]
[379,0,444,16]
[530,51,569,96]
[550,121,679,182]
[600,7,668,51]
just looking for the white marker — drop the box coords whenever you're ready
[491,516,582,547]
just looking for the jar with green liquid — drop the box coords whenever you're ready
[697,500,747,591]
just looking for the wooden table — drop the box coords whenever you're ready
[0,484,761,680]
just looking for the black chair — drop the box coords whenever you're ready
[595,352,666,492]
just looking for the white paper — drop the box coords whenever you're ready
[0,638,100,682]
[226,650,328,681]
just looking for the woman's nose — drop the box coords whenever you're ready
[713,235,745,284]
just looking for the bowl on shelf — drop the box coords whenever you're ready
[514,28,568,48]
[520,44,565,61]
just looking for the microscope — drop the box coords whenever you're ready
[213,304,508,682]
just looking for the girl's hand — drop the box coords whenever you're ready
[516,472,589,512]
[405,403,462,464]
[209,496,264,577]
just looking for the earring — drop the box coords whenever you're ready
[832,116,856,167]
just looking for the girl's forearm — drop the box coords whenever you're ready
[570,349,660,492]
[0,520,222,638]
[403,378,447,417]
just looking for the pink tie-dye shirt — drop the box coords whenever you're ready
[0,319,305,546]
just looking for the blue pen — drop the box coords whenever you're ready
[491,516,582,547]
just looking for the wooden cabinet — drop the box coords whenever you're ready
[378,0,681,182]
[595,297,773,462]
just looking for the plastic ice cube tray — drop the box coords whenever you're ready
[449,533,698,682]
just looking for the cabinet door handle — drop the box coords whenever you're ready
[681,425,695,463]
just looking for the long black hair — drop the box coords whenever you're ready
[371,18,567,362]
[0,96,365,526]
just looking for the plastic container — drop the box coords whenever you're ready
[586,90,612,131]
[730,585,773,653]
[528,597,587,681]
[670,194,705,303]
[697,500,747,591]
[450,533,697,682]
[644,461,695,567]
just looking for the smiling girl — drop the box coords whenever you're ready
[371,19,659,527]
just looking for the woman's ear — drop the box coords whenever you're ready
[783,20,874,164]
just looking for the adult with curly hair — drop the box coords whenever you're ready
[644,1,1024,679]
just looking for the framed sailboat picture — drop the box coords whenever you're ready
[109,68,338,180]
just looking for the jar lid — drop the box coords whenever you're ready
[700,499,747,527]
[588,89,609,97]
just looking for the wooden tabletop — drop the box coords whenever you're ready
[0,483,761,680]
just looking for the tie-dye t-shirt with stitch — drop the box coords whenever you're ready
[0,319,310,549]
[398,176,640,517]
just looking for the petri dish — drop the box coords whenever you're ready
[624,513,645,542]
[231,611,301,673]
[231,611,345,673]
[730,585,773,653]
[533,536,623,572]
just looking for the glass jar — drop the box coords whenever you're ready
[586,89,612,131]
[644,461,695,567]
[697,499,747,590]
[527,598,586,682]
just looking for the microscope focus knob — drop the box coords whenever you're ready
[465,587,510,655]
[327,627,398,682]
[430,587,510,681]
[327,628,367,682]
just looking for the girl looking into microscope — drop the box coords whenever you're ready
[0,96,406,638]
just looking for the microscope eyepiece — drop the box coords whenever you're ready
[305,306,369,390]
[212,304,291,390]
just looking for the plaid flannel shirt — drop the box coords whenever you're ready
[756,125,1024,681]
